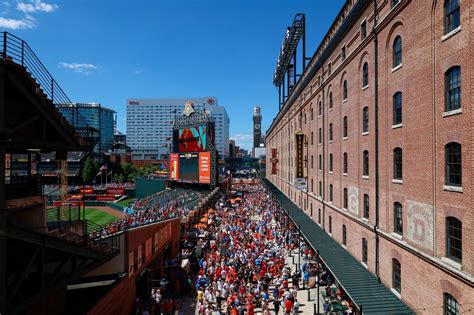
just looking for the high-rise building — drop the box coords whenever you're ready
[266,0,473,312]
[127,97,229,160]
[63,103,115,153]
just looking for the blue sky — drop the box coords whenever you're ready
[1,0,344,150]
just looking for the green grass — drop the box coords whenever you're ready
[81,207,118,226]
[117,197,135,207]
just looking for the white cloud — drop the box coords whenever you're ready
[0,15,35,29]
[133,70,143,75]
[58,62,98,75]
[231,133,253,142]
[17,0,58,13]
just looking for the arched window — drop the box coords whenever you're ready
[444,293,460,315]
[363,194,369,219]
[329,184,333,202]
[445,142,462,186]
[343,152,348,174]
[311,179,314,193]
[445,66,461,112]
[393,148,403,180]
[362,62,369,87]
[310,203,313,218]
[329,216,332,234]
[318,208,321,224]
[343,188,348,209]
[343,116,348,138]
[446,217,462,261]
[391,0,400,8]
[392,259,401,293]
[319,154,322,171]
[329,92,333,109]
[319,101,322,116]
[393,36,402,68]
[343,80,348,100]
[342,225,347,245]
[363,150,369,176]
[329,123,333,141]
[362,238,368,263]
[329,154,333,172]
[319,181,322,196]
[311,155,314,169]
[393,92,402,125]
[363,107,369,133]
[311,107,314,121]
[311,132,314,145]
[444,0,460,34]
[394,202,403,234]
[319,128,322,144]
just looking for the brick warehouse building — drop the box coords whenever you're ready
[266,0,473,313]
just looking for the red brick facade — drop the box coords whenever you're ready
[266,0,473,312]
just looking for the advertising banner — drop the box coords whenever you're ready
[271,148,278,175]
[198,152,211,184]
[154,232,159,252]
[96,195,116,201]
[129,251,134,277]
[295,132,304,178]
[137,245,142,269]
[145,238,152,261]
[178,125,207,152]
[169,153,179,180]
[106,187,125,195]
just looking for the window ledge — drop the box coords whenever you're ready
[391,64,403,73]
[329,171,333,174]
[361,218,369,223]
[362,85,369,91]
[329,107,334,112]
[342,244,347,249]
[443,108,462,117]
[392,123,403,129]
[329,140,334,144]
[441,257,462,270]
[442,26,461,42]
[318,115,322,118]
[362,131,369,136]
[343,173,348,177]
[362,175,370,180]
[391,288,401,299]
[361,262,368,269]
[392,179,403,184]
[444,185,463,193]
[391,232,403,240]
[342,99,348,103]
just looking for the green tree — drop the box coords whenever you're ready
[82,158,98,184]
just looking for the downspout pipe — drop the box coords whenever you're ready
[373,0,381,283]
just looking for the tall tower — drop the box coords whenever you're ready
[253,106,262,149]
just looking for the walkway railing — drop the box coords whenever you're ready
[0,31,91,138]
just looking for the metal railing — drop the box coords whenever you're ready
[47,203,81,230]
[85,219,121,256]
[0,31,91,138]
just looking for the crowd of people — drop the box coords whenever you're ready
[90,189,203,239]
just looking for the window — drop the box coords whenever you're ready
[341,45,346,60]
[394,202,403,234]
[319,154,322,171]
[311,155,314,169]
[329,92,333,109]
[311,179,314,193]
[311,132,314,145]
[363,150,369,176]
[319,101,322,116]
[363,107,369,133]
[362,238,368,263]
[363,194,369,219]
[445,66,461,112]
[329,154,333,172]
[310,203,313,217]
[446,217,462,261]
[342,225,347,246]
[361,20,367,40]
[319,128,322,144]
[329,216,332,234]
[319,181,322,197]
[393,148,403,180]
[362,62,369,87]
[444,0,460,34]
[329,123,333,141]
[343,80,348,100]
[343,116,348,138]
[444,293,460,315]
[391,0,400,8]
[445,143,462,186]
[343,188,348,209]
[328,62,332,76]
[343,153,348,174]
[329,184,333,202]
[393,92,403,125]
[393,36,402,68]
[392,259,401,293]
[311,107,314,120]
[318,208,321,224]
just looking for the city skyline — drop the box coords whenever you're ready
[0,0,344,150]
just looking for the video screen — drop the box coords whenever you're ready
[178,125,207,152]
[178,153,199,182]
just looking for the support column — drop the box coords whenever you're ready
[0,71,8,315]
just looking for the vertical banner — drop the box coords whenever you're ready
[137,245,143,269]
[146,238,152,262]
[198,152,211,183]
[295,132,304,178]
[128,251,134,277]
[271,148,278,175]
[169,153,179,180]
[154,232,159,252]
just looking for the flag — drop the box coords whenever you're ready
[96,170,102,176]
[165,137,171,141]
[100,165,107,171]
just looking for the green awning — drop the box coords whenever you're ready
[263,179,414,314]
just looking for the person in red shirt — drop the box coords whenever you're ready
[247,301,255,315]
[284,298,293,315]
